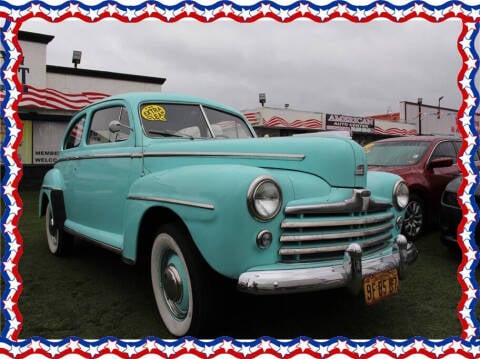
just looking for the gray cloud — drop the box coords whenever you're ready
[22,19,464,116]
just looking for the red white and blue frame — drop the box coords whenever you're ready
[0,1,479,357]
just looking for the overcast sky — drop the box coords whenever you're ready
[20,18,465,116]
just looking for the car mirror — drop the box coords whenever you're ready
[109,120,131,133]
[428,157,454,169]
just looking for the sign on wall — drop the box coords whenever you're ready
[33,121,68,164]
[326,114,375,133]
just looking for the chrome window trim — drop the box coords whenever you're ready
[55,153,142,163]
[128,195,214,210]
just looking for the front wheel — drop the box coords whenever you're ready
[150,224,210,337]
[402,194,425,241]
[45,203,73,256]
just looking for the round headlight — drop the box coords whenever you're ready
[393,180,409,209]
[247,176,282,221]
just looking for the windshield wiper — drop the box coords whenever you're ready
[148,130,194,139]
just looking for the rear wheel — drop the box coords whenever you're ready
[402,194,425,241]
[150,223,212,337]
[45,203,73,256]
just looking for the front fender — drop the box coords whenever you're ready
[123,164,294,278]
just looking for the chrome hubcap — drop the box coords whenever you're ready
[163,264,183,303]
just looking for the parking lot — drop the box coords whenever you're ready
[13,190,477,339]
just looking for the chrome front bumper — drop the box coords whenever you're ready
[237,234,418,295]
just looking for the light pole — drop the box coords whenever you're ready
[417,97,423,135]
[438,96,444,119]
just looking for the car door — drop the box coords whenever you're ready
[425,140,461,205]
[68,102,137,249]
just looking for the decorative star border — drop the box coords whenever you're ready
[0,0,479,357]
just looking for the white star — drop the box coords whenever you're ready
[107,4,118,16]
[3,221,15,235]
[413,2,424,14]
[30,3,42,15]
[464,96,476,109]
[145,3,157,15]
[470,8,480,20]
[354,8,366,20]
[163,345,176,357]
[259,340,271,351]
[260,3,271,15]
[183,339,196,352]
[48,345,60,356]
[459,37,471,50]
[68,3,80,15]
[87,9,99,21]
[374,3,386,15]
[298,339,311,351]
[278,8,290,21]
[48,9,60,21]
[466,172,477,184]
[106,340,118,352]
[9,317,21,330]
[3,145,14,158]
[336,340,348,352]
[471,345,480,357]
[465,325,477,339]
[202,9,214,21]
[3,184,15,196]
[144,340,157,352]
[87,345,100,356]
[9,345,22,357]
[10,9,22,20]
[336,4,348,16]
[29,340,42,352]
[374,339,386,351]
[278,345,290,356]
[298,3,310,15]
[450,339,464,352]
[9,277,21,291]
[317,9,330,21]
[68,339,80,351]
[466,57,477,69]
[125,345,137,356]
[222,4,233,16]
[392,8,404,21]
[466,286,477,299]
[240,8,251,21]
[125,8,137,21]
[3,260,14,273]
[3,68,15,81]
[9,239,21,253]
[203,344,215,357]
[466,210,477,224]
[3,29,14,43]
[459,77,471,90]
[450,3,463,15]
[3,299,14,310]
[221,340,233,352]
[432,9,444,21]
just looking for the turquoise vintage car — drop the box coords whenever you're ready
[39,92,417,337]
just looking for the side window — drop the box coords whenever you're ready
[87,106,130,145]
[431,141,456,161]
[64,116,86,149]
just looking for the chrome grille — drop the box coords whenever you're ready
[280,190,394,263]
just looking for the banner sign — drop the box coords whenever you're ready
[326,114,375,133]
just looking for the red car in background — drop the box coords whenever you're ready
[365,136,463,241]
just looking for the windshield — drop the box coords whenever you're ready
[366,141,430,166]
[139,103,254,139]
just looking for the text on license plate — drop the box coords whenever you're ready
[363,268,399,305]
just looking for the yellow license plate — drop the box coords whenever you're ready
[363,268,399,305]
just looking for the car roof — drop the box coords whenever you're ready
[99,92,242,116]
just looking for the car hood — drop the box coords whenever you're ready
[368,164,416,176]
[143,136,367,188]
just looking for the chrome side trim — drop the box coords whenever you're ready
[64,226,122,255]
[128,195,214,210]
[143,151,305,160]
[281,213,394,229]
[56,153,143,163]
[285,188,391,215]
[41,185,62,191]
[55,151,304,163]
[280,222,393,242]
